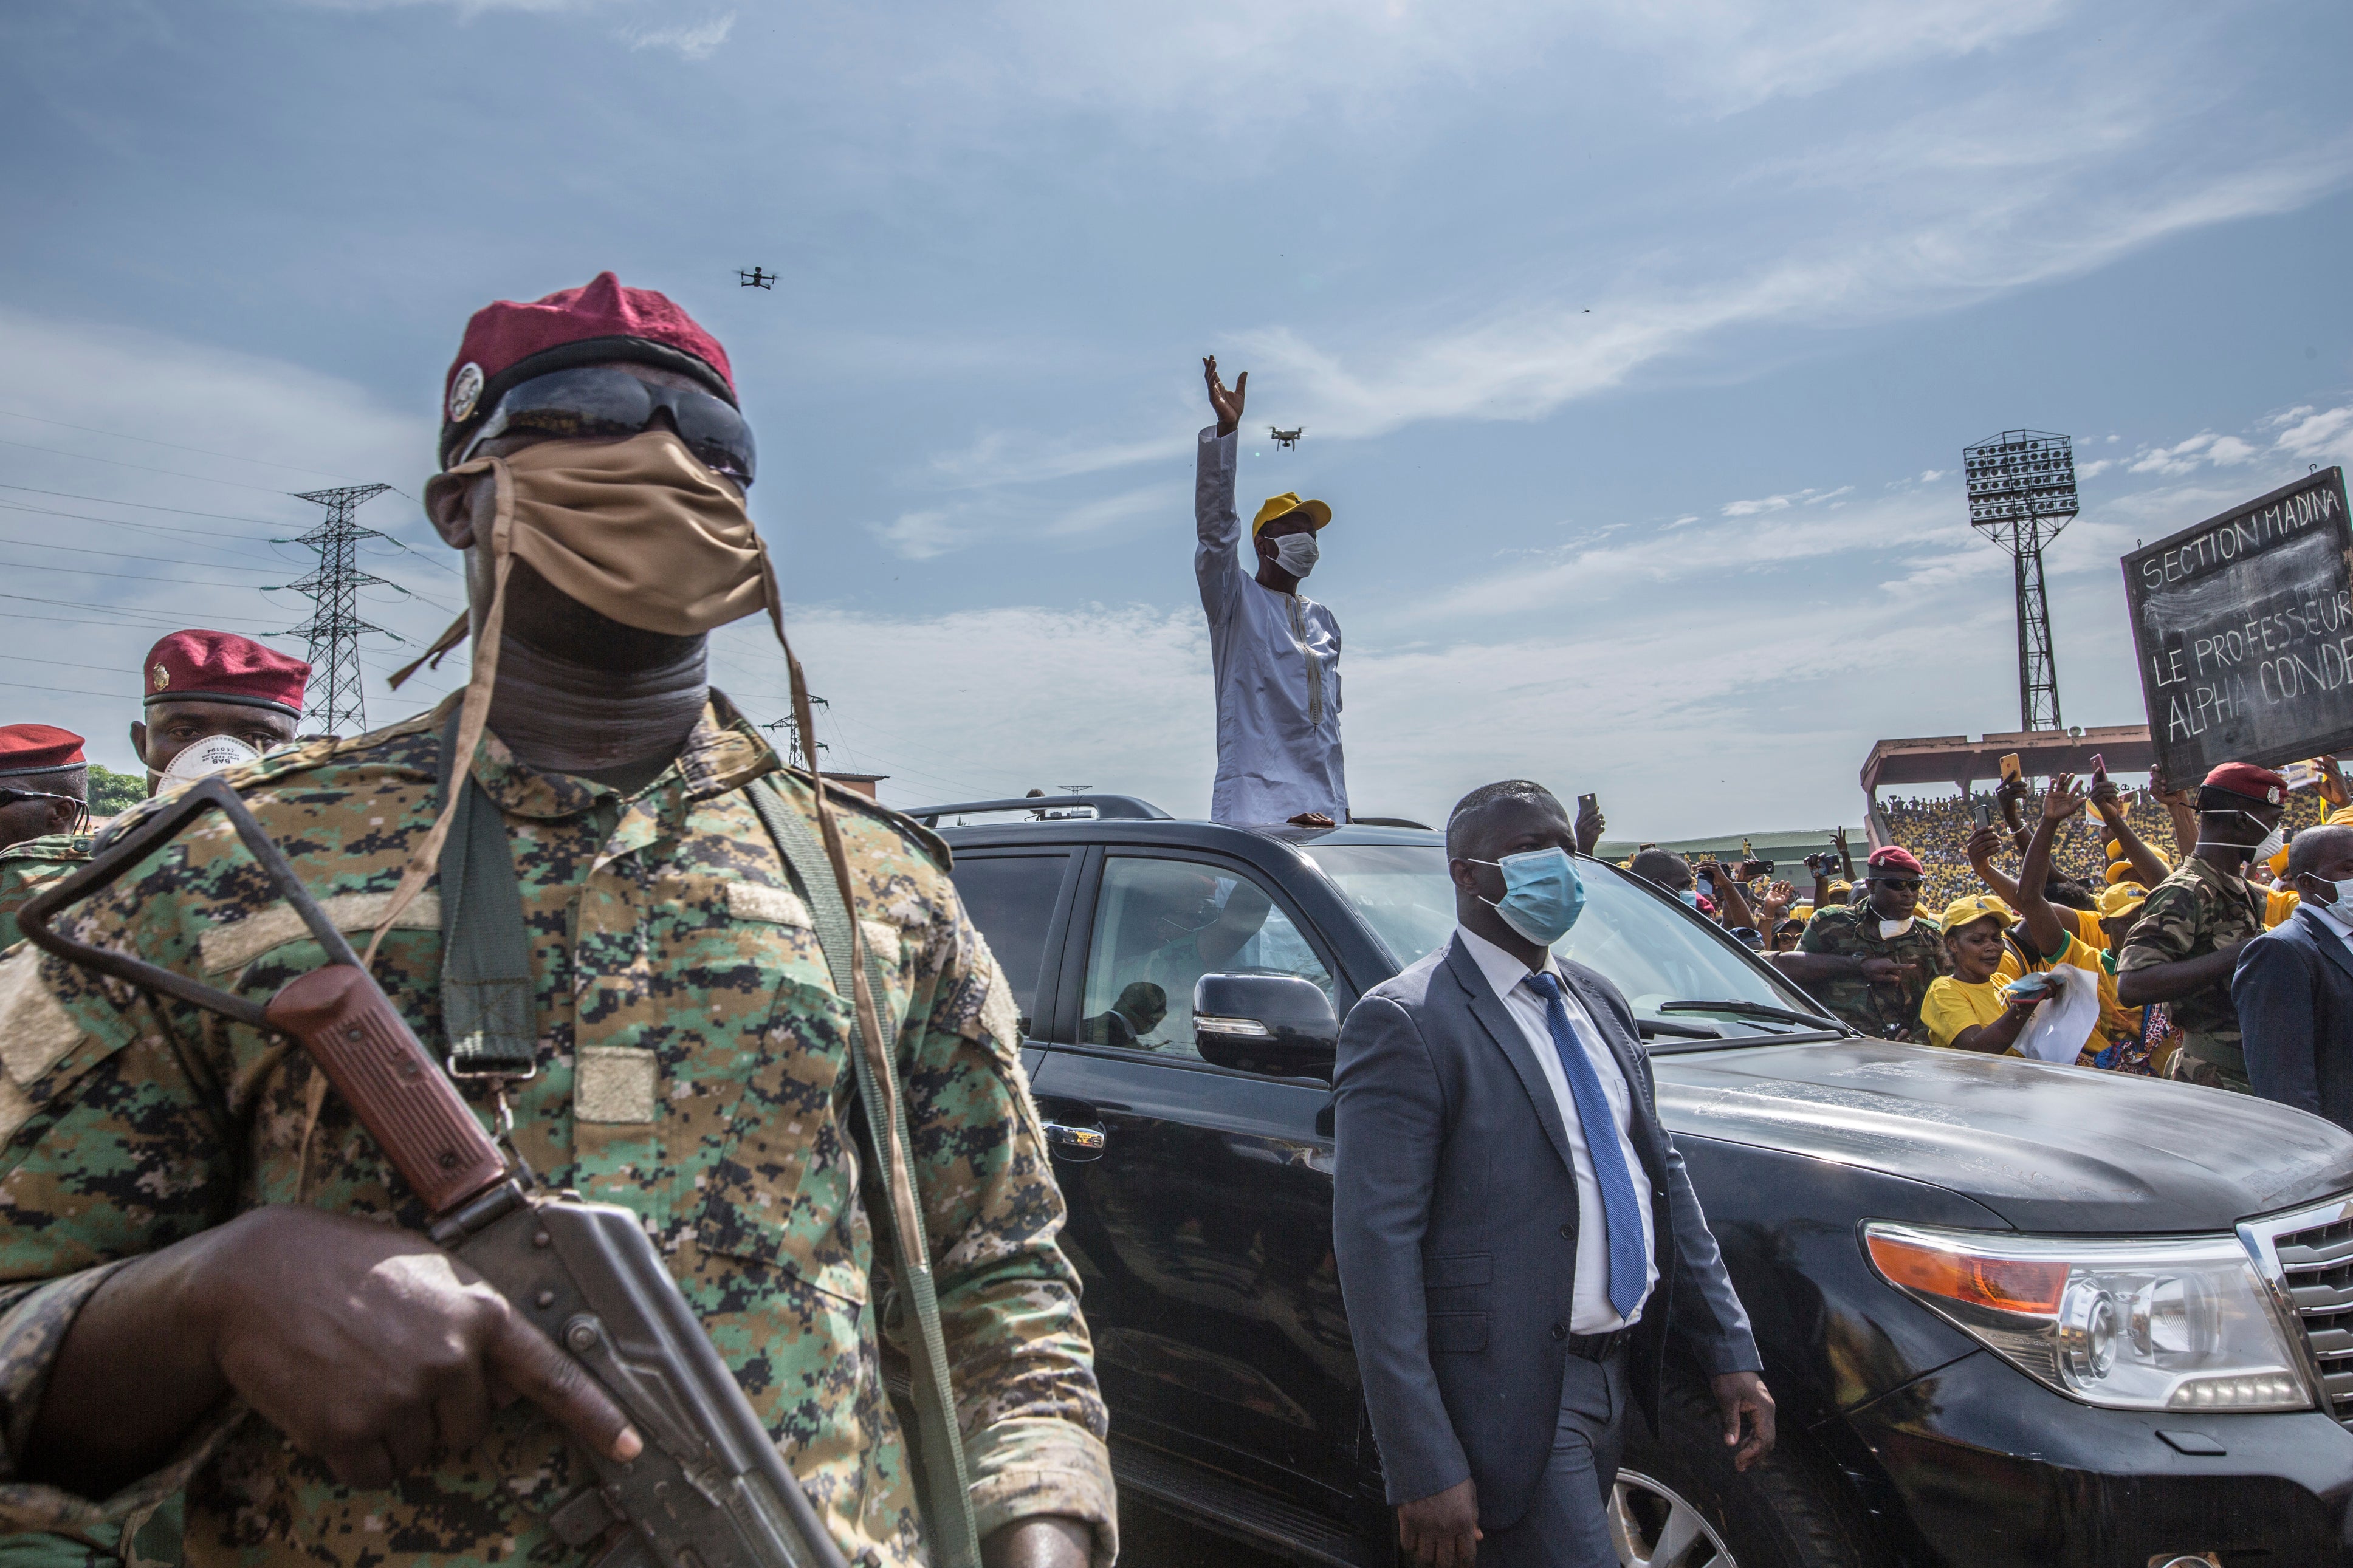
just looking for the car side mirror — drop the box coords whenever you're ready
[1194,972,1338,1078]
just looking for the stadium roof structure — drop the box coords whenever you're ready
[1860,725,2153,798]
[1593,826,1862,864]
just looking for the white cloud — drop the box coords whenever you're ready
[2271,405,2353,468]
[0,309,454,765]
[616,11,734,59]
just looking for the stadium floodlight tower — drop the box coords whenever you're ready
[1963,430,2078,733]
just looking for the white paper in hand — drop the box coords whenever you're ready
[2016,963,2102,1063]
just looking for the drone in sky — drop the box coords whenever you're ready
[1269,426,1304,450]
[739,267,775,290]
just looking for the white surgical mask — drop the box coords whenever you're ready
[1270,532,1320,578]
[159,733,263,788]
[2197,811,2286,866]
[2309,878,2353,928]
[1878,917,1914,940]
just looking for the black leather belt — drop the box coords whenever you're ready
[1567,1327,1632,1361]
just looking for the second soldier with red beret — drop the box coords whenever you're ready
[1792,843,1954,1038]
[2117,761,2290,1089]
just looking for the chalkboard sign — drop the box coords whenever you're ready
[2123,466,2353,784]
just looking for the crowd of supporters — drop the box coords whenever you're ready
[1620,759,2352,1087]
[1882,783,2332,910]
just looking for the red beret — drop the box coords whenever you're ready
[1866,845,1925,877]
[143,630,310,718]
[439,272,734,466]
[2202,761,2287,807]
[0,724,86,778]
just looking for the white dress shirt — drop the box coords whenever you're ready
[1195,426,1348,825]
[1456,926,1658,1332]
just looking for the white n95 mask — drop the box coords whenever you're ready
[1271,533,1320,578]
[160,733,263,787]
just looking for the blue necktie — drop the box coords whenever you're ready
[1526,970,1647,1321]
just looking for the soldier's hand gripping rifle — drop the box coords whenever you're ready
[19,776,850,1568]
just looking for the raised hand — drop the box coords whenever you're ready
[1203,355,1248,436]
[1574,795,1606,855]
[2042,771,2089,824]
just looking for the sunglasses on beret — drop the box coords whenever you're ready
[456,366,757,486]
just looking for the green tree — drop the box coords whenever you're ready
[89,764,144,816]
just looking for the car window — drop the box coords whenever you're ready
[1304,842,1832,1040]
[1079,855,1331,1060]
[948,854,1068,1036]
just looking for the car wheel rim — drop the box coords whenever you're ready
[1609,1468,1733,1568]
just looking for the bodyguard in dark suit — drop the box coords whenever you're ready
[2236,825,2353,1133]
[1333,781,1773,1568]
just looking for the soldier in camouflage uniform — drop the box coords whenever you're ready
[0,276,1111,1568]
[0,727,93,953]
[1791,844,1950,1039]
[2117,761,2285,1092]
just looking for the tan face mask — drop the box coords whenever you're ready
[373,429,792,963]
[421,428,766,637]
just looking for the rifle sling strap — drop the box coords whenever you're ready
[747,775,980,1568]
[436,711,536,1077]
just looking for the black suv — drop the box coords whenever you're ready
[922,798,2353,1568]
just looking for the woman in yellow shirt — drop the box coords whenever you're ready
[1919,895,2042,1053]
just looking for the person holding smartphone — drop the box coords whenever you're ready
[1792,845,1953,1039]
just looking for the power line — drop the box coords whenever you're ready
[0,589,283,626]
[0,530,284,574]
[0,482,290,526]
[0,499,286,558]
[0,678,140,699]
[0,654,139,675]
[0,408,374,482]
[0,436,314,495]
[0,556,283,589]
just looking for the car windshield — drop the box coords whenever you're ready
[1302,842,1842,1042]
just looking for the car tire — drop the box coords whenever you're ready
[1615,1378,1872,1568]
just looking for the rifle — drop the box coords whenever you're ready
[19,776,850,1568]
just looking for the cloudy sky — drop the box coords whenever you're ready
[2,0,2349,834]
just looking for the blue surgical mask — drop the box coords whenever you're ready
[1471,847,1585,944]
[1677,888,1702,909]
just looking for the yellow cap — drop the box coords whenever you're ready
[1252,493,1333,535]
[2106,840,2128,861]
[2103,859,2143,885]
[1790,903,1814,921]
[1827,879,1852,895]
[1940,894,2015,933]
[2098,883,2149,919]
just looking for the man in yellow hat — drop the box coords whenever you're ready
[1195,357,1346,826]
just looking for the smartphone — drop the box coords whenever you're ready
[2089,753,2107,787]
[2285,760,2322,790]
[1999,753,2024,787]
[2003,972,2056,1004]
[1973,801,1992,829]
[1695,872,1716,900]
[1740,859,1774,880]
[1578,792,1599,814]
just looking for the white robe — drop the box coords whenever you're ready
[1194,425,1348,825]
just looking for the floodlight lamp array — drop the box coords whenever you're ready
[1964,430,2079,530]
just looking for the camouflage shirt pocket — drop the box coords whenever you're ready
[687,878,874,1304]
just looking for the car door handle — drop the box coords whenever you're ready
[1042,1121,1107,1157]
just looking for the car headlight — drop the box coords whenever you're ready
[1864,1221,2313,1412]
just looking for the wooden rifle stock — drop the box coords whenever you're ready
[264,965,509,1217]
